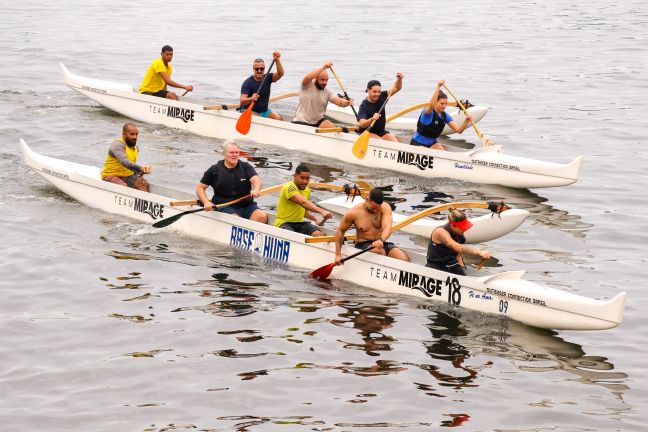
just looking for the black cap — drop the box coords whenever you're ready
[366,79,381,90]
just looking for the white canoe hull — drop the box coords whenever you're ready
[60,64,582,189]
[318,195,529,242]
[324,103,489,133]
[21,140,624,330]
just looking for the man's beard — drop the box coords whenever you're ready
[315,81,326,90]
[125,137,137,147]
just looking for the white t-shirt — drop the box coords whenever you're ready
[293,79,336,125]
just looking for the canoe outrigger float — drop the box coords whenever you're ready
[21,140,624,330]
[60,64,582,189]
[318,195,529,241]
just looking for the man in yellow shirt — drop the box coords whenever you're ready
[101,123,152,192]
[139,45,193,100]
[274,164,332,236]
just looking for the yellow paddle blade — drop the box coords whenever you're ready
[352,131,370,159]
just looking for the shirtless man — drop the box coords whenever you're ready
[334,188,410,265]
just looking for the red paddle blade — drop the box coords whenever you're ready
[309,262,336,279]
[236,103,254,135]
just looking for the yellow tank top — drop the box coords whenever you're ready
[139,58,172,93]
[274,181,310,227]
[101,138,138,178]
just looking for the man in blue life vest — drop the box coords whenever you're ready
[101,123,152,192]
[410,80,472,150]
[239,51,285,120]
[139,45,193,100]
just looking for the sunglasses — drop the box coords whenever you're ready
[254,67,265,72]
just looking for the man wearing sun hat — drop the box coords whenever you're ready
[425,208,491,275]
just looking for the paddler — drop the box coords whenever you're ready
[239,51,285,121]
[274,163,332,236]
[101,123,151,192]
[291,61,354,129]
[410,80,472,150]
[195,140,268,223]
[356,72,404,142]
[426,208,491,275]
[139,45,193,100]
[334,188,410,265]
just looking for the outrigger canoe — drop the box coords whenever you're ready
[318,195,529,242]
[324,103,488,133]
[60,64,582,189]
[21,139,624,330]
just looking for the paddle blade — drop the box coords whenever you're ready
[309,262,337,279]
[352,131,370,159]
[236,103,254,135]
[152,207,203,228]
[152,213,184,228]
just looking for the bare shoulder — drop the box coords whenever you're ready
[380,202,393,214]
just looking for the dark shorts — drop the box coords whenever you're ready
[425,260,466,276]
[279,221,320,235]
[142,90,169,98]
[355,240,397,255]
[410,137,435,147]
[217,202,260,219]
[291,118,326,128]
[360,129,390,137]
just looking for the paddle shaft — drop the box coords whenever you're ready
[364,88,395,134]
[340,246,373,263]
[204,92,297,111]
[442,84,491,145]
[249,59,276,110]
[317,100,465,133]
[305,201,495,243]
[154,184,283,228]
[309,246,372,279]
[329,66,358,118]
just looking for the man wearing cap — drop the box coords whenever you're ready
[426,208,491,275]
[334,188,410,265]
[356,72,404,142]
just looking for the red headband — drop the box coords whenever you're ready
[449,218,473,231]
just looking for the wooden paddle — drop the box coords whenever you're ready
[329,66,358,118]
[316,100,470,132]
[385,102,427,123]
[315,125,359,134]
[236,59,276,135]
[309,247,373,279]
[204,92,297,111]
[181,89,190,97]
[442,84,494,146]
[170,199,200,206]
[305,201,505,243]
[352,83,396,159]
[153,184,283,228]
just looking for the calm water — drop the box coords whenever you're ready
[2,1,648,430]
